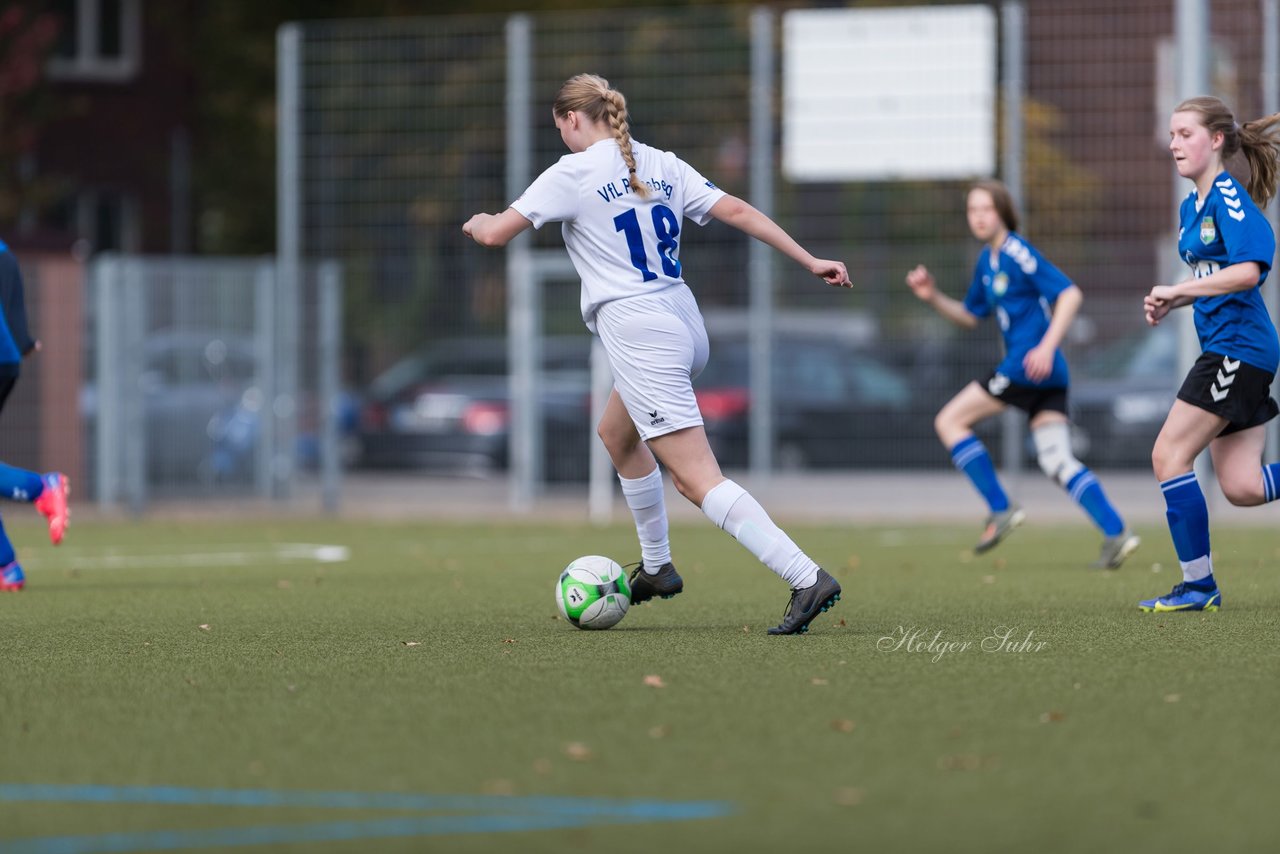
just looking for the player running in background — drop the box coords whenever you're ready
[905,180,1139,569]
[1138,97,1280,612]
[0,239,70,591]
[464,73,850,634]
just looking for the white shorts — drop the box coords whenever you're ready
[593,284,709,440]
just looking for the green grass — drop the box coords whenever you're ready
[2,517,1280,853]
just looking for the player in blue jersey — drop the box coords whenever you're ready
[464,74,850,634]
[906,180,1139,568]
[1139,96,1280,612]
[0,240,70,591]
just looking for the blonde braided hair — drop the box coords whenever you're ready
[554,74,649,199]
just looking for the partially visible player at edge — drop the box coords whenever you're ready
[464,73,849,634]
[0,239,70,592]
[905,180,1139,568]
[1138,96,1280,613]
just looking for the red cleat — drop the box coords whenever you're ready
[34,472,69,546]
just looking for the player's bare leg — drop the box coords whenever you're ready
[647,425,839,634]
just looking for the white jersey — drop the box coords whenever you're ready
[511,138,726,331]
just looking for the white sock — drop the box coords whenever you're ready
[700,479,820,589]
[1181,555,1213,583]
[619,467,671,573]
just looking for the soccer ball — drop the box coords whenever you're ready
[555,555,630,630]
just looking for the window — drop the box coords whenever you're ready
[47,0,141,82]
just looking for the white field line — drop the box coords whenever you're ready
[29,543,351,571]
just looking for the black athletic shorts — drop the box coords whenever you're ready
[978,370,1068,418]
[0,376,14,415]
[1177,351,1279,436]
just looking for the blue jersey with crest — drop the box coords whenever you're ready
[1176,171,1279,373]
[963,233,1074,388]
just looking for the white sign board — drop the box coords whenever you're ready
[783,6,996,182]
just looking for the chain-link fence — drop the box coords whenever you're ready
[284,2,1280,506]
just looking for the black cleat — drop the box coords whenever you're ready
[629,562,684,605]
[767,569,841,635]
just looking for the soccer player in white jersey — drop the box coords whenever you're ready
[906,180,1139,569]
[464,73,850,634]
[1139,97,1280,612]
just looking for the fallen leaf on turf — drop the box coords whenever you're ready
[276,580,292,589]
[982,575,996,584]
[482,779,514,795]
[834,787,864,806]
[564,742,592,761]
[502,638,517,644]
[286,684,297,693]
[532,758,552,775]
[830,719,856,733]
[845,555,861,570]
[197,624,211,631]
[993,558,1007,570]
[937,754,994,771]
[1164,693,1181,703]
[401,641,421,647]
[643,674,666,688]
[811,677,829,686]
[648,725,670,739]
[184,677,198,687]
[742,625,750,633]
[1040,711,1066,723]
[836,618,847,627]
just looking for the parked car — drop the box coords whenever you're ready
[356,336,593,480]
[694,332,940,469]
[1069,323,1179,468]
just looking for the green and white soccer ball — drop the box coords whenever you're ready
[555,555,631,630]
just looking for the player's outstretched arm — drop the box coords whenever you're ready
[463,208,534,248]
[707,195,851,287]
[905,264,978,329]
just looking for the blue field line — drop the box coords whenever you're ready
[0,784,729,819]
[0,784,734,853]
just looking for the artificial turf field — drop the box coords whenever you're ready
[2,516,1279,854]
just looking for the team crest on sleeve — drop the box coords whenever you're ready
[705,180,717,189]
[1199,216,1216,245]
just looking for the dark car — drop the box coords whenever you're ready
[694,333,938,469]
[1069,323,1179,467]
[356,336,592,480]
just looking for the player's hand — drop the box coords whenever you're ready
[1144,293,1171,327]
[810,259,852,288]
[462,213,492,242]
[1022,343,1055,382]
[905,265,936,302]
[1149,285,1179,303]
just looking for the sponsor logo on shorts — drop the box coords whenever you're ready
[649,409,665,426]
[987,373,1011,397]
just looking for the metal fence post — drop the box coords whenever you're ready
[748,7,775,476]
[319,261,343,513]
[1001,0,1025,478]
[276,23,302,501]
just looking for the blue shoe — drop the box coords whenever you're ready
[1138,582,1221,612]
[1,561,24,592]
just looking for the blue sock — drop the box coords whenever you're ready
[1065,469,1125,536]
[0,463,44,504]
[1262,463,1280,502]
[0,512,14,566]
[1161,472,1214,586]
[950,436,1009,513]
